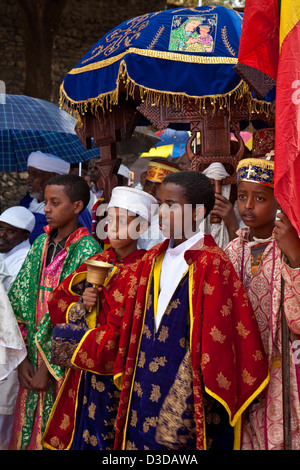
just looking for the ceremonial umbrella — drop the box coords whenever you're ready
[155,128,190,147]
[0,94,160,172]
[141,128,190,158]
[59,4,272,119]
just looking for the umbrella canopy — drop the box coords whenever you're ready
[60,5,270,116]
[0,93,77,133]
[0,95,159,172]
[0,129,101,172]
[141,128,189,158]
[140,143,186,159]
[0,93,95,172]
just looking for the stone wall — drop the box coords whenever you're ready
[0,172,28,213]
[0,0,168,212]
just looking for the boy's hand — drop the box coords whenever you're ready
[18,356,34,390]
[210,194,239,240]
[82,286,102,311]
[31,362,51,392]
[274,212,300,268]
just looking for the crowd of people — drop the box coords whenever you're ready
[1,126,300,451]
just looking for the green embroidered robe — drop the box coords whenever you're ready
[8,226,101,449]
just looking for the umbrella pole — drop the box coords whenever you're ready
[79,162,82,177]
[281,275,292,450]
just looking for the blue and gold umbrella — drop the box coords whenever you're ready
[60,5,272,117]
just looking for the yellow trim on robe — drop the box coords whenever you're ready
[65,302,76,323]
[121,254,195,449]
[34,334,62,382]
[68,271,87,296]
[187,263,208,450]
[280,1,300,50]
[114,372,123,390]
[70,329,112,375]
[233,416,242,450]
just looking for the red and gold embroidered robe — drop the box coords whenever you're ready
[42,247,145,450]
[113,235,270,450]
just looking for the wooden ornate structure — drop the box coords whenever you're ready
[75,92,274,221]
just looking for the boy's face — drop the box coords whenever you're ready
[237,181,279,237]
[157,183,203,246]
[44,185,82,230]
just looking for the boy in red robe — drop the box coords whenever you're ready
[42,187,157,450]
[113,171,269,450]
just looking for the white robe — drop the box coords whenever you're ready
[156,230,204,329]
[0,279,27,449]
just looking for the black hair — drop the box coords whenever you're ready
[70,162,88,170]
[46,174,90,212]
[161,170,215,218]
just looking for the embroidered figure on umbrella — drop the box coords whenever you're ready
[169,15,216,52]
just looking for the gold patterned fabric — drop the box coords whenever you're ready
[125,273,196,450]
[113,235,269,450]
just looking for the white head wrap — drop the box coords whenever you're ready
[200,163,232,250]
[27,151,70,175]
[107,187,157,222]
[202,162,230,181]
[0,206,36,233]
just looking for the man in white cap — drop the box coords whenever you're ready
[20,151,92,242]
[0,206,35,281]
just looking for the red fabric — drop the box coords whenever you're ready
[274,20,300,234]
[43,224,92,248]
[42,248,145,450]
[237,0,279,80]
[113,236,269,450]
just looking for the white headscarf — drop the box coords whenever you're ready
[107,186,157,222]
[0,206,36,233]
[27,151,70,175]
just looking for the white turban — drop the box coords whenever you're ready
[202,162,230,180]
[27,151,70,175]
[0,206,36,233]
[107,187,157,222]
